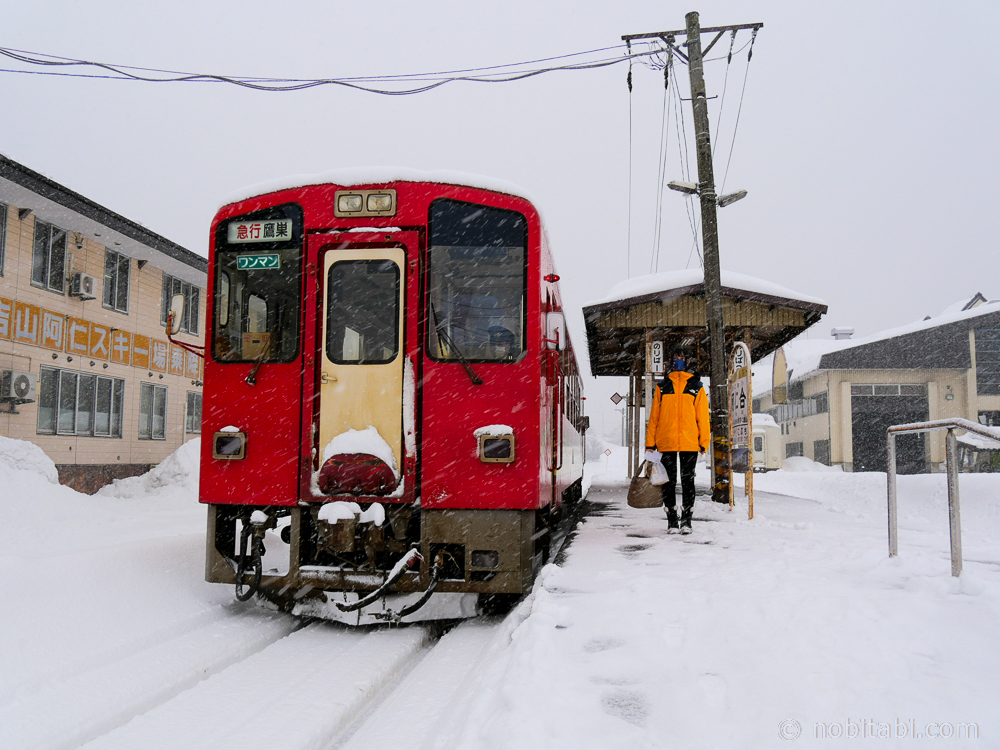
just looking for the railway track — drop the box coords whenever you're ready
[11,495,591,750]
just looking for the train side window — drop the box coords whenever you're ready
[427,199,527,363]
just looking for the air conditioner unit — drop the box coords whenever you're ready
[1,370,37,403]
[70,272,98,300]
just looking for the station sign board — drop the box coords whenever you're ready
[646,340,665,374]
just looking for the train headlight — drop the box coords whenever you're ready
[334,189,397,217]
[337,194,363,213]
[213,431,246,460]
[478,434,515,463]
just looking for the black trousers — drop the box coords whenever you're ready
[660,451,698,526]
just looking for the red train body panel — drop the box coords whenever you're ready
[198,175,584,622]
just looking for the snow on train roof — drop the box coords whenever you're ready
[222,168,537,209]
[584,269,827,309]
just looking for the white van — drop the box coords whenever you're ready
[751,413,782,471]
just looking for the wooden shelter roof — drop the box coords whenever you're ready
[583,276,828,377]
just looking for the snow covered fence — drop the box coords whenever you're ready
[887,418,1000,577]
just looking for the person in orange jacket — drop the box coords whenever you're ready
[644,347,710,533]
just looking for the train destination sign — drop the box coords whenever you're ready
[227,219,292,243]
[236,253,281,270]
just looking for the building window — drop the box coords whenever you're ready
[186,391,202,433]
[37,367,124,437]
[103,249,131,313]
[161,275,199,334]
[814,392,828,414]
[0,202,7,275]
[786,442,803,458]
[975,329,1000,395]
[814,439,830,466]
[139,382,168,440]
[31,220,68,293]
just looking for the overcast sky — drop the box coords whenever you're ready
[4,1,998,441]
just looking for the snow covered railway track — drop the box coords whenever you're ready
[77,621,435,750]
[333,617,504,750]
[0,609,300,750]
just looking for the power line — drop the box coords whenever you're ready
[0,44,663,95]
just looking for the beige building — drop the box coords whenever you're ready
[1,153,206,492]
[755,296,1000,473]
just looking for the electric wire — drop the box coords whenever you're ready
[719,30,757,195]
[650,56,673,274]
[711,31,736,159]
[671,78,702,269]
[0,44,661,95]
[0,43,631,81]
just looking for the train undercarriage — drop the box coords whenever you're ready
[206,479,583,624]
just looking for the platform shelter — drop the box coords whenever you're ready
[582,270,827,476]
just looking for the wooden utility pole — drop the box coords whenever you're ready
[623,13,762,504]
[686,11,729,504]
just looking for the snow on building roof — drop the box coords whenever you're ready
[222,168,536,209]
[754,298,1000,397]
[584,269,827,309]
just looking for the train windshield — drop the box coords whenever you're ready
[212,206,303,363]
[427,199,527,363]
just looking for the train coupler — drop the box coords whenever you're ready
[335,547,423,613]
[234,511,274,602]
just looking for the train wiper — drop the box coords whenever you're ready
[245,336,272,386]
[431,304,483,386]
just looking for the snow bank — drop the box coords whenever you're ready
[99,438,201,499]
[0,434,59,484]
[779,455,842,473]
[321,426,398,478]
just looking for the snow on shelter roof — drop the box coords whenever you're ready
[584,269,826,310]
[222,168,537,210]
[583,269,827,378]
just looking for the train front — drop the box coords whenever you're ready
[199,180,578,624]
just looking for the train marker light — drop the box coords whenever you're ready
[471,550,500,569]
[479,434,515,463]
[544,273,560,283]
[213,431,246,460]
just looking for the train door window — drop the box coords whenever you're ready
[325,259,400,364]
[427,199,527,363]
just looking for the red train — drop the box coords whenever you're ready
[196,173,585,623]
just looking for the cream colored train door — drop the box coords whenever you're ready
[319,246,406,474]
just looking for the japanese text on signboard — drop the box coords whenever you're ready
[227,220,291,244]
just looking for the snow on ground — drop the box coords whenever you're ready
[439,448,1000,748]
[0,437,296,750]
[2,436,999,749]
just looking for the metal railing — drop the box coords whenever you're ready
[887,418,1000,576]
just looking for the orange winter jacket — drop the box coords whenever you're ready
[645,370,710,453]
